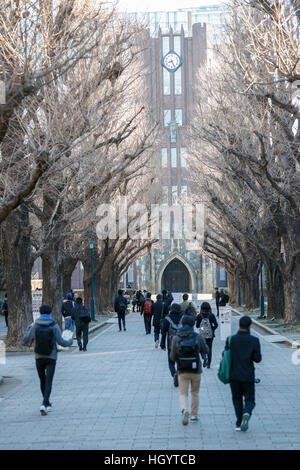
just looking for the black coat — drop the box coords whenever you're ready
[72,304,91,327]
[226,330,262,383]
[219,292,229,306]
[114,295,127,314]
[61,300,75,318]
[152,300,168,327]
[196,313,218,338]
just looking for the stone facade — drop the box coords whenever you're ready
[134,18,225,294]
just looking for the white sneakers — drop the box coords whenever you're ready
[155,340,159,349]
[40,405,47,416]
[40,404,52,415]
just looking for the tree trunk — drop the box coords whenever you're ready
[42,241,64,326]
[3,208,33,347]
[265,262,284,319]
[243,273,260,310]
[99,255,116,312]
[63,257,78,296]
[227,272,237,306]
[282,259,300,322]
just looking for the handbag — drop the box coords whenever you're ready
[217,336,232,384]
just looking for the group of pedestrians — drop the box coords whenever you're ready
[136,290,261,431]
[22,286,262,434]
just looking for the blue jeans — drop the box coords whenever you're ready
[65,316,74,332]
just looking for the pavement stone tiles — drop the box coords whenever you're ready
[0,308,300,450]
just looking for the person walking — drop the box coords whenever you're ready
[23,304,73,415]
[196,302,218,369]
[141,292,153,335]
[225,315,262,432]
[152,294,168,348]
[167,290,174,307]
[137,290,144,313]
[2,293,8,328]
[162,289,171,313]
[170,315,209,425]
[180,293,197,317]
[132,291,137,312]
[160,303,183,387]
[61,293,75,332]
[219,289,229,307]
[72,297,91,351]
[215,287,220,317]
[114,290,128,332]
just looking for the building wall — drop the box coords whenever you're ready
[133,19,222,294]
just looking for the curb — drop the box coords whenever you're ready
[88,320,109,334]
[231,307,300,348]
[0,376,3,386]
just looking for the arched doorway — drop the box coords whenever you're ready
[161,258,191,292]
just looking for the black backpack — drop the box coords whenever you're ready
[79,305,90,323]
[185,302,194,316]
[118,297,128,314]
[177,333,199,373]
[34,321,56,355]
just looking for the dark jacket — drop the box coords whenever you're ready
[196,312,218,338]
[167,293,174,305]
[23,315,73,360]
[162,293,171,309]
[160,312,183,350]
[114,295,128,314]
[72,304,91,327]
[61,299,75,318]
[170,325,209,374]
[215,291,220,306]
[152,300,168,327]
[219,292,229,306]
[226,330,262,383]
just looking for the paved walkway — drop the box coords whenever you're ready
[0,309,300,450]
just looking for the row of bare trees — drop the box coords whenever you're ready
[189,0,300,321]
[0,0,159,346]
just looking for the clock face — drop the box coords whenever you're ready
[162,51,183,72]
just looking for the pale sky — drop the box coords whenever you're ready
[117,0,224,12]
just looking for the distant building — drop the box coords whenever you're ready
[123,5,228,293]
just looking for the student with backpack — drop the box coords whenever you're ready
[160,303,183,387]
[151,294,168,348]
[180,293,197,317]
[23,304,73,416]
[141,292,153,334]
[196,302,218,369]
[61,293,76,332]
[114,290,128,332]
[170,315,209,425]
[219,289,229,307]
[72,297,91,351]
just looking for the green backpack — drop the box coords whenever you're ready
[217,336,232,384]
